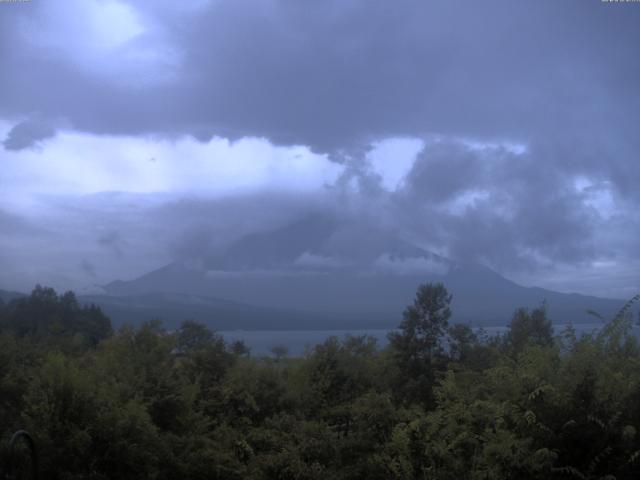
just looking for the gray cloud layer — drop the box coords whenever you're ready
[2,1,638,150]
[2,117,56,151]
[396,140,601,270]
[0,0,638,296]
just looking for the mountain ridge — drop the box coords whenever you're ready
[100,214,626,328]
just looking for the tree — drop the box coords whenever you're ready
[389,282,452,362]
[388,282,452,407]
[0,286,111,346]
[506,304,553,354]
[447,323,477,363]
[176,320,214,354]
[270,344,289,361]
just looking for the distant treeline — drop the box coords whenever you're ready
[0,284,639,479]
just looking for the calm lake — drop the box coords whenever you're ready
[219,323,639,357]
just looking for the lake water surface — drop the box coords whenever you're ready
[219,323,638,356]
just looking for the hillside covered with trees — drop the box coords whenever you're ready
[0,284,639,479]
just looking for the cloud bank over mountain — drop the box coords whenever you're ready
[1,0,638,298]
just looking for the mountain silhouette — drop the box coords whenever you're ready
[99,214,625,329]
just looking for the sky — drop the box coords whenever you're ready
[0,0,639,299]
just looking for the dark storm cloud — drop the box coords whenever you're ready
[1,1,638,152]
[170,1,640,156]
[2,0,639,201]
[3,118,56,151]
[144,136,636,277]
[402,141,486,203]
[1,0,638,292]
[394,140,608,271]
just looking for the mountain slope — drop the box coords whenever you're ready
[102,261,623,328]
[0,288,26,303]
[102,214,626,328]
[79,291,338,330]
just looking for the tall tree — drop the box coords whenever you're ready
[506,304,553,354]
[388,282,452,407]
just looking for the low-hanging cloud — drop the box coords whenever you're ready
[390,139,624,274]
[0,0,638,298]
[3,118,56,151]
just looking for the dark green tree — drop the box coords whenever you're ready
[0,286,111,346]
[506,304,553,354]
[447,323,477,363]
[176,320,214,354]
[388,282,452,407]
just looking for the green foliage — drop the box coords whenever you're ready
[390,282,453,361]
[388,282,453,407]
[506,304,554,354]
[0,285,639,479]
[0,286,112,347]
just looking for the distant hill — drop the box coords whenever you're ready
[101,214,627,329]
[0,289,26,303]
[78,291,339,330]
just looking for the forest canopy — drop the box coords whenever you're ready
[0,284,639,479]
